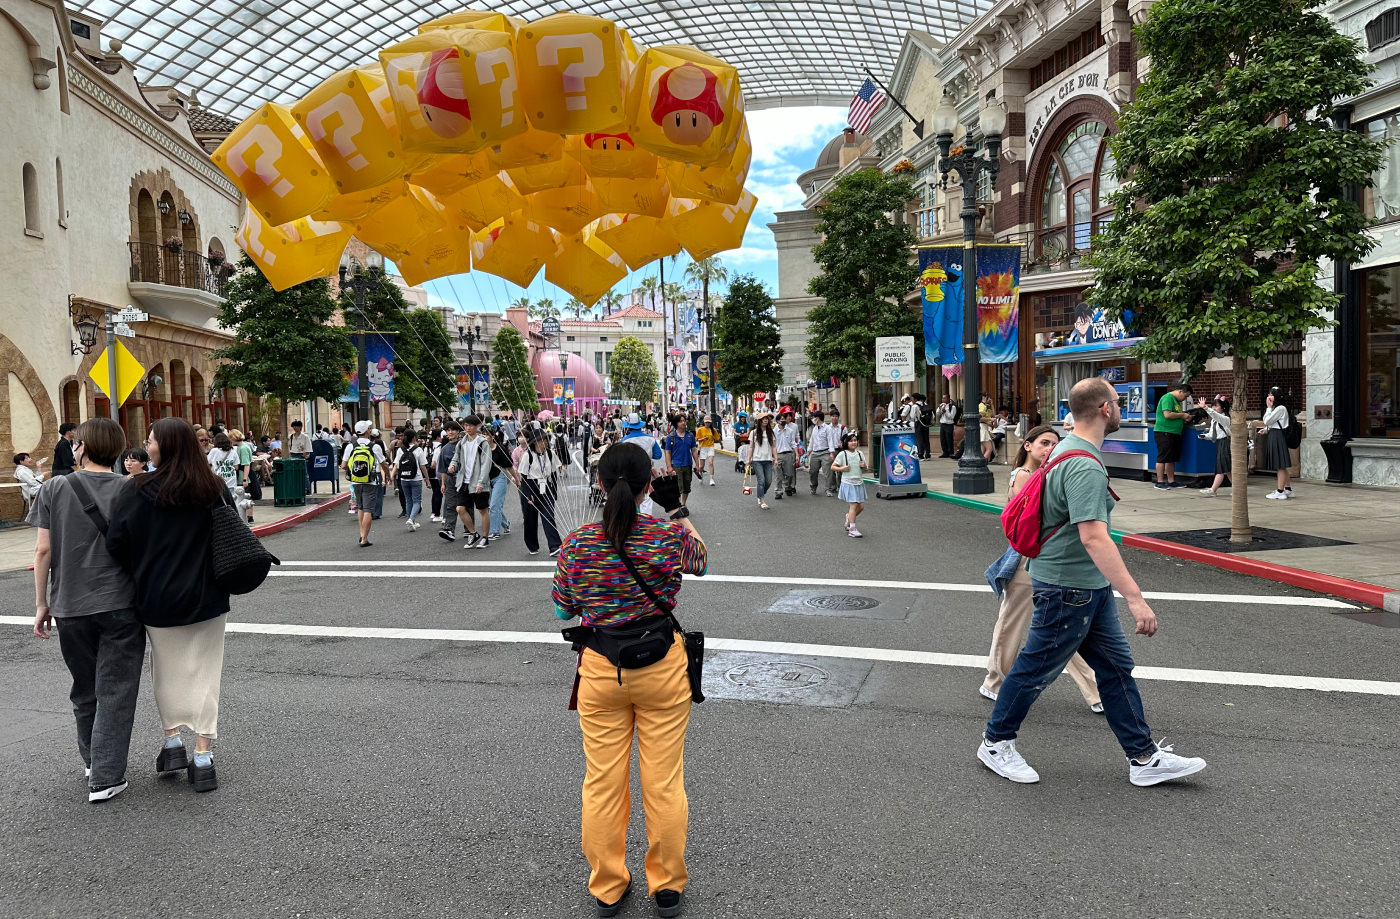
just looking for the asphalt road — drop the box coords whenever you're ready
[1,467,1397,919]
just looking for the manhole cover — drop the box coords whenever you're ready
[802,595,880,611]
[724,660,829,692]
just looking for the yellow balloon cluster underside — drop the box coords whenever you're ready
[215,8,757,302]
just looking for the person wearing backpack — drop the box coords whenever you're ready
[1254,387,1296,500]
[980,377,1206,787]
[341,420,388,548]
[980,425,1100,711]
[393,431,429,531]
[913,394,933,459]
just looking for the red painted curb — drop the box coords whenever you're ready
[251,492,350,538]
[1120,534,1392,608]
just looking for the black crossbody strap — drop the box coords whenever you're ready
[615,545,683,632]
[66,474,110,537]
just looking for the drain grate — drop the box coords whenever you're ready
[803,594,880,612]
[704,651,872,707]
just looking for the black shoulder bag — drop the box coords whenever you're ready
[210,489,280,594]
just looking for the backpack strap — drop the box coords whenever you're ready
[65,473,110,537]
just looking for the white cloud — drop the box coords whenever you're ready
[748,106,850,168]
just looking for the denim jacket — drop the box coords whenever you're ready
[984,544,1023,598]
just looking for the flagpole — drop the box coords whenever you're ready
[861,68,924,140]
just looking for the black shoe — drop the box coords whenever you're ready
[773,492,782,500]
[786,488,796,496]
[596,879,631,918]
[655,889,683,918]
[188,758,218,792]
[156,744,188,775]
[439,529,456,542]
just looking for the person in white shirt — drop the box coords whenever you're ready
[392,431,430,530]
[807,411,838,496]
[747,413,778,509]
[445,414,493,548]
[341,420,389,547]
[518,427,564,556]
[773,409,800,499]
[938,396,959,457]
[13,452,46,508]
[1253,387,1295,499]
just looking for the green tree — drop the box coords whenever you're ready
[213,254,355,439]
[611,335,658,407]
[341,279,455,414]
[807,168,922,426]
[510,296,532,313]
[1086,0,1385,542]
[490,323,539,412]
[598,289,624,317]
[530,298,559,320]
[638,275,659,312]
[714,274,783,400]
[565,297,588,320]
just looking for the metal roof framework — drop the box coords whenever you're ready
[72,0,986,119]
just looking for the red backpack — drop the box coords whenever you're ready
[1001,449,1119,558]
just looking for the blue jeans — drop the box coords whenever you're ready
[985,581,1155,760]
[402,479,423,524]
[752,460,773,499]
[488,473,510,536]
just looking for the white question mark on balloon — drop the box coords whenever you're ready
[474,47,518,127]
[384,54,430,134]
[306,94,368,171]
[226,124,293,197]
[535,34,604,112]
[235,210,276,266]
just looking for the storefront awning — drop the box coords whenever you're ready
[1033,337,1145,365]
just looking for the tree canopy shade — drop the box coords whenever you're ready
[340,278,456,413]
[490,324,539,412]
[714,274,783,399]
[610,335,659,406]
[1085,0,1386,541]
[806,168,922,421]
[212,253,355,439]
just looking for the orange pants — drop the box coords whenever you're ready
[577,639,692,903]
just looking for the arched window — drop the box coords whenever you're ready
[1036,120,1117,260]
[22,162,40,233]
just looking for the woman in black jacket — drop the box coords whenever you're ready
[106,417,231,793]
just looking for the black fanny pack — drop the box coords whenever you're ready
[564,613,675,672]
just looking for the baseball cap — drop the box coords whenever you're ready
[354,420,371,434]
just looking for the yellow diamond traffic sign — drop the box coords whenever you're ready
[88,340,146,406]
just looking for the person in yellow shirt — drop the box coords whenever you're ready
[694,416,718,487]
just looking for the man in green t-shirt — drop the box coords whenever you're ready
[978,376,1206,788]
[1153,383,1194,489]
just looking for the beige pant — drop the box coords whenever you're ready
[983,567,1100,705]
[147,614,227,738]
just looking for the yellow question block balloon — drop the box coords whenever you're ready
[570,131,657,178]
[470,213,558,288]
[417,10,519,34]
[592,213,681,271]
[234,206,352,292]
[663,188,756,260]
[292,68,409,194]
[664,121,751,205]
[508,154,586,195]
[397,220,474,286]
[410,150,494,196]
[311,177,407,222]
[590,170,670,218]
[213,103,337,226]
[351,185,445,263]
[440,172,526,230]
[516,13,628,135]
[546,229,627,307]
[380,28,525,155]
[485,128,566,170]
[524,182,607,235]
[625,46,744,166]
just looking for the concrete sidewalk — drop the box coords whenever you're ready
[907,454,1400,599]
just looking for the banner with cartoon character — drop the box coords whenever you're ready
[453,365,491,410]
[339,333,396,403]
[882,429,923,488]
[919,246,1022,365]
[690,350,729,399]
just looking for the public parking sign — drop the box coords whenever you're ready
[875,336,916,382]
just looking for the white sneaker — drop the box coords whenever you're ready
[1090,702,1105,713]
[709,478,715,486]
[1198,488,1216,496]
[977,736,1040,783]
[1129,742,1207,787]
[88,781,128,803]
[430,515,442,522]
[978,685,997,701]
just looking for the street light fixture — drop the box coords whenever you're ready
[339,250,384,425]
[559,349,570,420]
[139,372,164,401]
[935,92,1006,496]
[458,318,484,413]
[696,300,720,421]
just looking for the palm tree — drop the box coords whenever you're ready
[638,275,659,313]
[514,296,534,316]
[599,289,624,317]
[565,297,588,320]
[684,257,728,347]
[535,298,559,320]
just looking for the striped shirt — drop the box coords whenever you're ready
[552,517,707,627]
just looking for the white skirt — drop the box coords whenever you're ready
[146,614,227,738]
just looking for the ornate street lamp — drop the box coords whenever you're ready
[933,92,1007,495]
[458,319,483,413]
[139,372,164,401]
[696,300,720,421]
[338,249,384,424]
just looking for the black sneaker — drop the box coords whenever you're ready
[462,533,480,549]
[596,879,631,918]
[188,758,218,793]
[655,889,683,918]
[88,781,128,803]
[156,744,189,775]
[549,546,561,558]
[439,529,455,542]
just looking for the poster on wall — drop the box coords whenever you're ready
[339,333,396,403]
[881,428,923,488]
[918,246,1022,365]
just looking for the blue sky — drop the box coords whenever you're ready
[402,106,850,312]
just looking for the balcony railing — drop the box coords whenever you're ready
[910,205,942,240]
[128,242,230,298]
[999,226,1098,276]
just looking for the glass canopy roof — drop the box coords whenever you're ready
[72,0,987,119]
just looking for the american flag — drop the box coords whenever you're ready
[847,78,887,135]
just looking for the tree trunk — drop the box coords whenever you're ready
[1229,351,1251,543]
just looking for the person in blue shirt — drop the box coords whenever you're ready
[663,416,699,506]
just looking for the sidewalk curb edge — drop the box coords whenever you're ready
[251,492,350,538]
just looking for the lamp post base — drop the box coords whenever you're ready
[952,457,996,495]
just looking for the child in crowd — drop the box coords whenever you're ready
[831,431,868,537]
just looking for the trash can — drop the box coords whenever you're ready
[273,457,307,508]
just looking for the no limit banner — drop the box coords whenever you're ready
[918,245,1021,366]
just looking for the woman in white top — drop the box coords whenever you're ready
[206,432,239,492]
[518,428,563,555]
[1253,387,1294,499]
[746,413,777,509]
[1198,396,1232,496]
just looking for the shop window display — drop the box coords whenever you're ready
[1361,112,1400,223]
[1361,264,1400,436]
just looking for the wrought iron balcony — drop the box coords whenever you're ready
[128,241,229,298]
